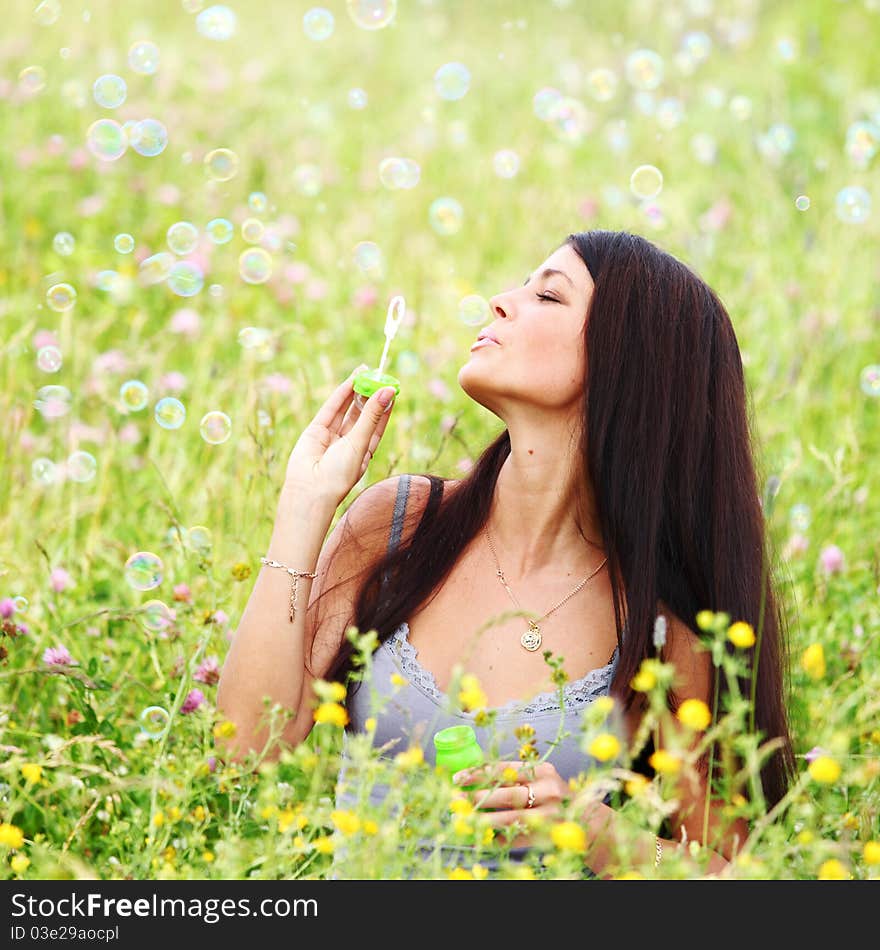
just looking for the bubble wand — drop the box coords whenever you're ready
[352,295,405,411]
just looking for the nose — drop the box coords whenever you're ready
[488,290,510,320]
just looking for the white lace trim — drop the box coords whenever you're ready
[388,621,618,718]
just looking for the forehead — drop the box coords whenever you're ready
[533,244,592,292]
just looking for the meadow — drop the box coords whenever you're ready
[0,0,878,880]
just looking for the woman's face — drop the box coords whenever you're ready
[458,243,595,417]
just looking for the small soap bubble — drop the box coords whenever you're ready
[292,163,322,195]
[237,327,272,349]
[141,600,173,633]
[204,148,239,181]
[348,88,368,109]
[860,364,880,397]
[34,0,61,26]
[46,283,77,312]
[168,261,204,297]
[845,120,879,165]
[196,5,237,40]
[303,7,335,40]
[656,97,684,129]
[120,380,150,412]
[206,218,234,244]
[795,195,810,211]
[788,503,811,532]
[691,132,717,164]
[378,156,420,189]
[347,0,396,30]
[127,118,168,156]
[93,74,127,108]
[533,86,563,120]
[167,221,199,255]
[187,525,213,555]
[32,458,58,485]
[239,247,273,283]
[434,62,471,100]
[546,96,591,145]
[86,119,127,161]
[155,397,187,429]
[139,706,170,738]
[428,196,463,235]
[629,164,663,199]
[248,191,268,214]
[139,252,174,285]
[458,295,490,327]
[128,41,160,75]
[12,596,29,612]
[586,67,617,102]
[53,232,75,256]
[353,241,383,275]
[114,233,135,254]
[492,149,520,178]
[67,450,97,483]
[624,49,664,90]
[37,345,63,373]
[19,66,46,94]
[95,270,120,293]
[34,385,72,419]
[209,283,224,298]
[200,411,232,444]
[681,31,712,63]
[835,186,871,224]
[241,217,265,243]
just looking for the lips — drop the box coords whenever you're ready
[470,337,500,351]
[475,329,501,345]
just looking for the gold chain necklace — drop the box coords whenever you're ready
[485,521,608,653]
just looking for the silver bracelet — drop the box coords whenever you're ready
[654,835,663,868]
[260,557,318,623]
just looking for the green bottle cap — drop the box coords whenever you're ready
[433,725,478,751]
[352,368,401,399]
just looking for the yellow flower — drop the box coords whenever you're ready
[448,867,473,880]
[313,702,349,727]
[331,810,361,836]
[631,662,657,692]
[453,818,474,838]
[202,851,215,863]
[501,766,520,784]
[471,863,489,879]
[801,643,826,680]
[594,696,615,716]
[842,812,859,831]
[20,764,42,785]
[314,680,347,702]
[458,673,488,712]
[363,820,379,836]
[10,854,30,874]
[168,806,182,823]
[615,870,644,880]
[313,835,335,854]
[588,733,621,762]
[481,827,495,846]
[863,841,880,865]
[278,808,307,833]
[390,672,408,688]
[231,561,252,581]
[450,797,475,817]
[550,821,587,853]
[808,756,841,784]
[260,805,277,820]
[213,720,237,740]
[395,745,424,768]
[192,805,208,823]
[649,749,682,775]
[625,774,650,797]
[676,698,712,731]
[796,830,813,845]
[695,611,715,631]
[818,859,850,880]
[364,717,377,733]
[514,724,536,740]
[727,622,756,648]
[152,811,165,828]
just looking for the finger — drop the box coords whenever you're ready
[454,761,530,787]
[343,384,396,458]
[313,366,368,430]
[474,784,533,811]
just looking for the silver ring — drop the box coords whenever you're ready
[525,784,536,809]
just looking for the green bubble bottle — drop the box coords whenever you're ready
[352,294,404,411]
[433,725,484,786]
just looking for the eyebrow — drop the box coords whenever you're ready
[523,267,575,289]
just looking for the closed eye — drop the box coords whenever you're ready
[536,292,560,302]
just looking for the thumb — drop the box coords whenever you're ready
[350,385,395,441]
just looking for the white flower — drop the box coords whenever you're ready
[653,614,667,649]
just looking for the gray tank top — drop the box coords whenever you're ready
[330,474,625,877]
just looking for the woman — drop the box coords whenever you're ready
[217,229,797,878]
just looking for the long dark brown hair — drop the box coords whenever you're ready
[312,229,797,808]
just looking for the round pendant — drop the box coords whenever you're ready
[521,624,542,652]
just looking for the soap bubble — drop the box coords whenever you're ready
[37,345,63,373]
[492,149,520,178]
[239,247,273,283]
[304,7,334,40]
[681,31,712,63]
[428,196,464,235]
[127,118,168,157]
[248,191,268,214]
[238,327,272,350]
[34,386,72,419]
[86,119,127,161]
[200,411,232,444]
[120,380,149,412]
[845,120,879,165]
[167,221,199,255]
[141,600,174,633]
[353,241,383,275]
[34,0,61,26]
[835,186,871,224]
[629,164,663,199]
[586,68,618,102]
[729,95,752,121]
[19,66,46,94]
[533,86,563,120]
[546,96,591,144]
[624,49,664,90]
[860,364,880,397]
[53,232,75,255]
[795,195,810,211]
[114,233,135,253]
[204,148,239,181]
[139,252,174,285]
[241,217,264,243]
[788,503,811,532]
[458,295,490,327]
[155,397,187,429]
[32,458,57,485]
[196,5,237,40]
[139,706,170,738]
[434,62,471,100]
[67,451,97,483]
[46,283,77,312]
[378,156,421,189]
[93,74,127,108]
[128,41,160,75]
[206,218,234,244]
[168,261,204,297]
[292,163,322,195]
[187,525,213,555]
[347,0,396,30]
[348,88,368,109]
